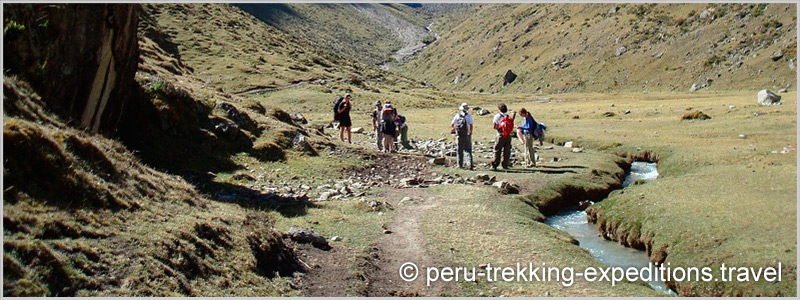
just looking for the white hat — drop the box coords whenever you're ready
[459,102,469,111]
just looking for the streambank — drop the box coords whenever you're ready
[520,147,677,294]
[546,162,674,295]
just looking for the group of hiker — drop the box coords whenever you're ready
[334,93,546,171]
[333,93,412,153]
[451,103,546,171]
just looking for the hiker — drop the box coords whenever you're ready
[395,113,413,150]
[451,103,474,169]
[336,93,353,143]
[380,103,397,153]
[533,122,548,146]
[517,108,537,167]
[371,100,384,151]
[491,103,515,170]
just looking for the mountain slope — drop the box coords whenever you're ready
[401,3,797,93]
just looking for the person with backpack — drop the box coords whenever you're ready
[380,103,397,153]
[491,103,515,170]
[335,93,353,143]
[395,113,413,150]
[533,122,547,147]
[517,108,537,167]
[371,100,384,151]
[451,103,474,169]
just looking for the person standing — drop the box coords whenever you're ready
[380,103,397,153]
[371,100,384,151]
[491,103,515,170]
[338,93,353,143]
[517,108,537,167]
[451,103,474,169]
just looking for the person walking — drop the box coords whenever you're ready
[451,103,474,169]
[380,103,397,153]
[371,100,384,151]
[491,103,515,170]
[517,108,537,167]
[337,93,353,143]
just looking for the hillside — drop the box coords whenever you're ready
[401,3,797,93]
[3,2,797,297]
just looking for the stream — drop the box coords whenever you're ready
[545,162,677,295]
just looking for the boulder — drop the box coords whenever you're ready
[478,109,491,116]
[288,227,330,249]
[603,111,616,117]
[564,141,574,148]
[757,89,781,105]
[503,70,517,85]
[571,147,584,153]
[690,83,701,92]
[351,127,364,133]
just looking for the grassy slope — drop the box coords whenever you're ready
[401,3,797,94]
[3,78,298,296]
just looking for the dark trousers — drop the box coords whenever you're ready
[492,135,512,168]
[457,135,472,168]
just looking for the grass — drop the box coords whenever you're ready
[401,3,797,94]
[417,184,661,296]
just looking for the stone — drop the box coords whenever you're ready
[215,101,257,132]
[778,88,788,93]
[738,134,747,139]
[607,6,619,16]
[602,111,616,117]
[771,51,784,61]
[564,141,574,148]
[288,227,329,248]
[429,157,446,165]
[571,147,584,153]
[473,173,491,181]
[690,83,701,92]
[492,181,520,194]
[478,109,490,116]
[624,110,631,114]
[757,89,781,106]
[330,236,342,242]
[681,111,712,120]
[351,127,364,133]
[699,9,711,19]
[400,177,420,186]
[317,191,335,201]
[503,70,517,85]
[615,46,627,57]
[399,197,413,205]
[577,200,593,210]
[290,113,308,124]
[383,230,393,234]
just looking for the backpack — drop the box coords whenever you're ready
[498,114,514,138]
[454,113,469,136]
[380,107,396,131]
[333,96,344,121]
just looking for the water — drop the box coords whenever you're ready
[545,162,676,295]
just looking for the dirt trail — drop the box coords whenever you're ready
[364,189,454,296]
[295,185,457,296]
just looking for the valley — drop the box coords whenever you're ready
[2,2,796,297]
